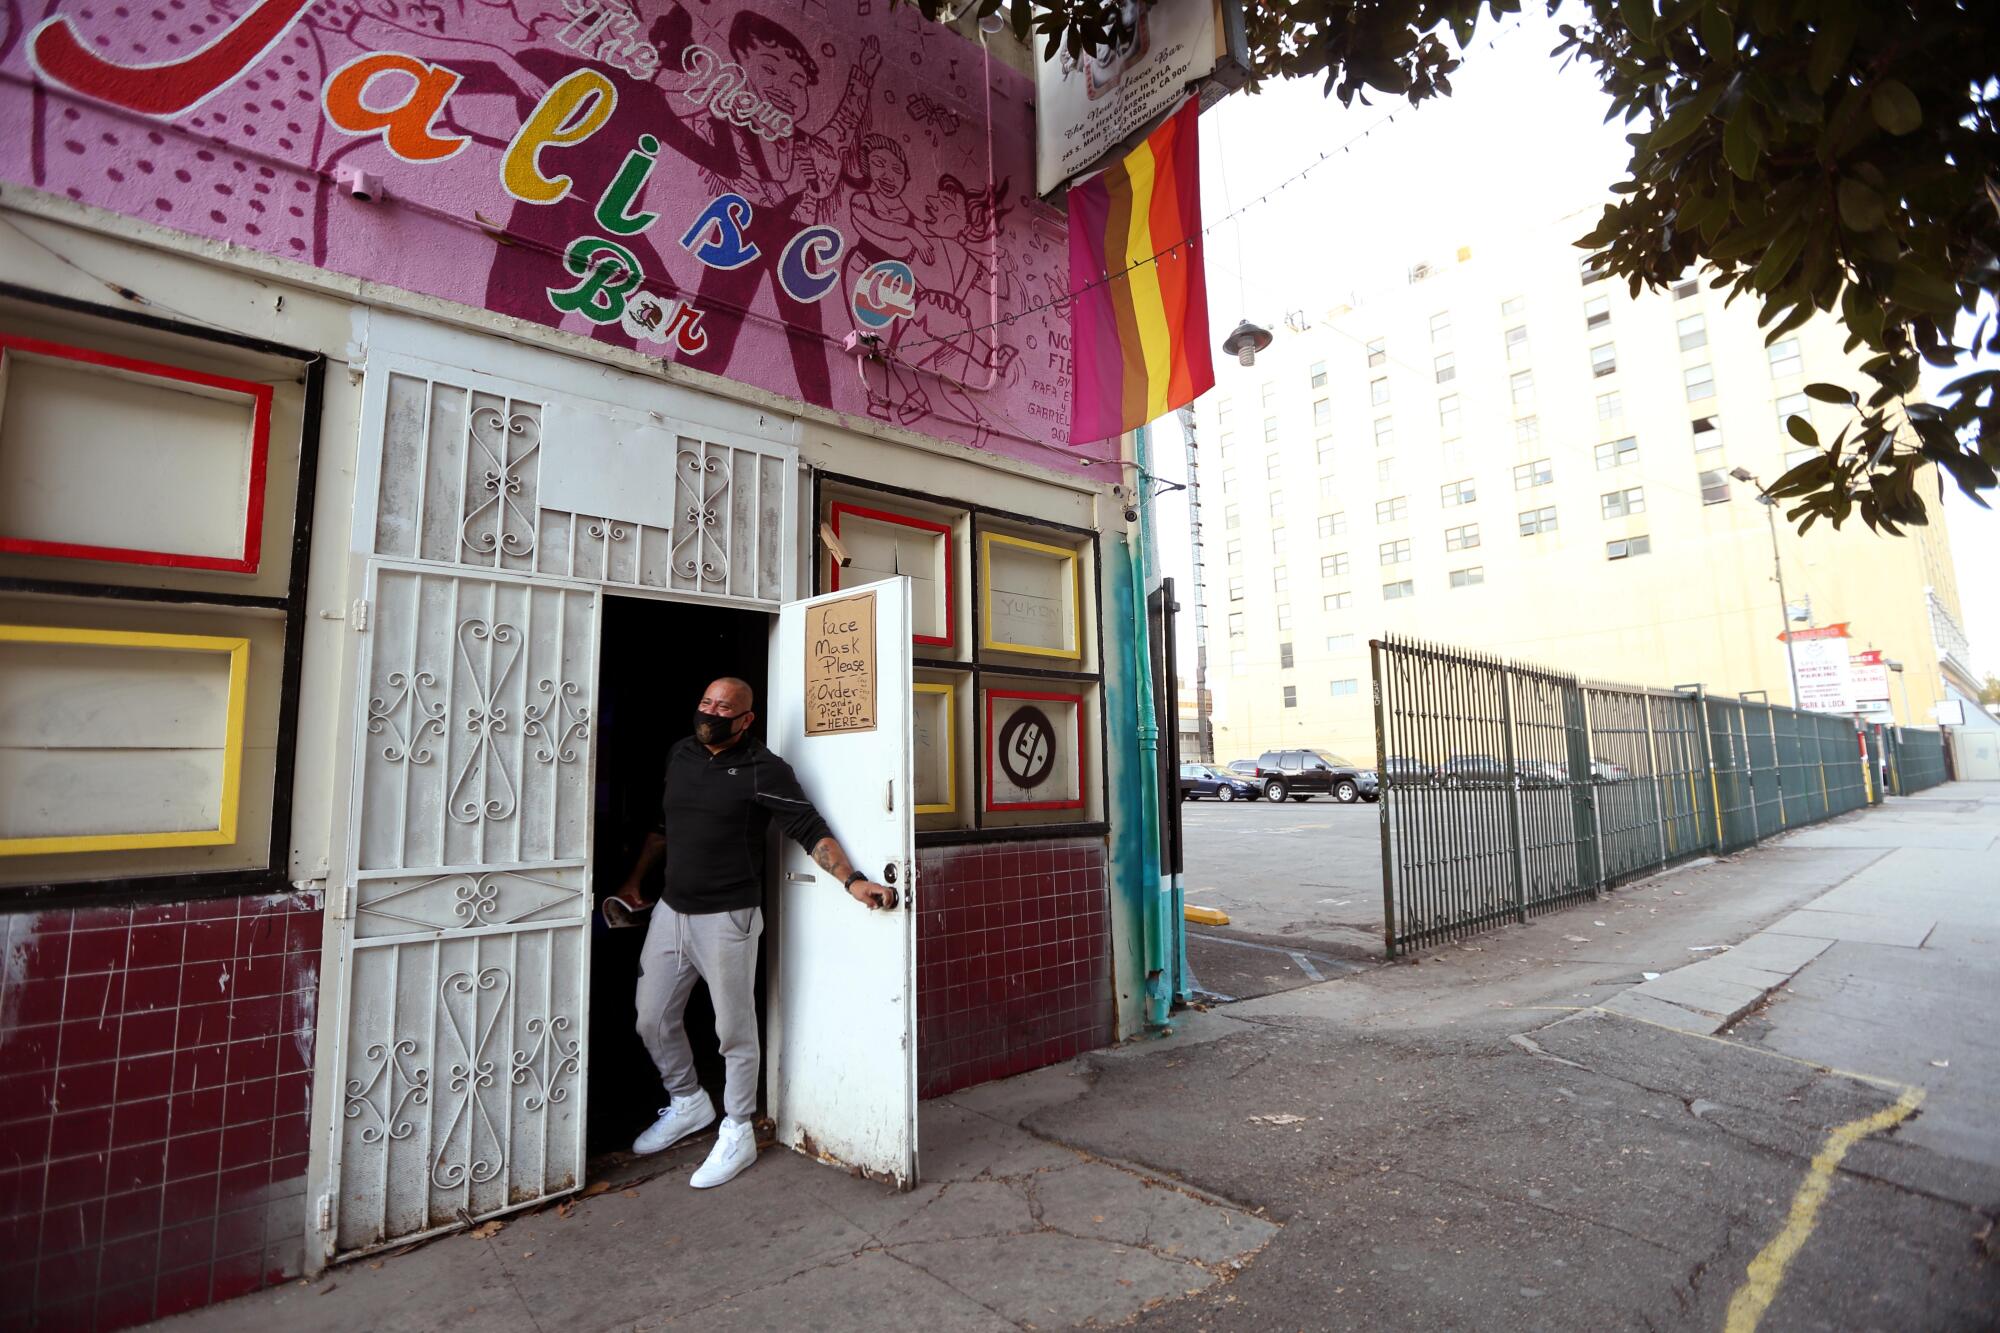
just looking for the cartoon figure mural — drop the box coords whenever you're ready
[0,0,1104,471]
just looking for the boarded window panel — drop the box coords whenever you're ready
[0,627,246,853]
[830,504,953,647]
[912,682,956,814]
[981,533,1079,659]
[0,339,268,570]
[985,688,1084,812]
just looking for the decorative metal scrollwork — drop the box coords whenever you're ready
[344,1038,430,1145]
[367,670,446,765]
[432,967,509,1190]
[672,448,730,585]
[462,405,540,560]
[453,878,500,923]
[447,618,523,825]
[524,678,591,765]
[511,1015,581,1112]
[585,520,628,543]
[357,871,585,933]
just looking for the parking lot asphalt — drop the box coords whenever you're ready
[1177,793,1385,986]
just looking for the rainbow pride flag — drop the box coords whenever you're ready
[1067,99,1213,446]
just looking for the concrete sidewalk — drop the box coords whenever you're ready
[158,785,1999,1332]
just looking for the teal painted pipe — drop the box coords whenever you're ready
[1129,425,1170,1028]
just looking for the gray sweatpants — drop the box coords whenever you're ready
[634,903,764,1122]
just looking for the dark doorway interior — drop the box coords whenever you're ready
[587,593,771,1156]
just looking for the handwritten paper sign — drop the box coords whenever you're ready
[804,592,877,736]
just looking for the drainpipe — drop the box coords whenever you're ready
[1127,425,1171,1027]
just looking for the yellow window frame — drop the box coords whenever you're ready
[913,681,957,815]
[0,624,249,856]
[979,531,1080,660]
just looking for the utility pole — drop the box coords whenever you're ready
[1176,406,1213,763]
[1732,468,1803,709]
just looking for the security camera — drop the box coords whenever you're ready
[1123,506,1139,523]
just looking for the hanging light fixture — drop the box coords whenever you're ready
[1221,319,1273,367]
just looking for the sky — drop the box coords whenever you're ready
[1147,5,1999,689]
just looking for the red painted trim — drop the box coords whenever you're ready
[828,501,955,648]
[985,687,1087,812]
[0,333,271,574]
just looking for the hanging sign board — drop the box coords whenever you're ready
[1781,623,1853,713]
[1035,0,1232,196]
[1849,650,1890,704]
[804,592,877,736]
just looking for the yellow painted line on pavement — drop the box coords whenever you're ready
[1722,1086,1924,1333]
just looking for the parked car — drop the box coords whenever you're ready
[1381,755,1436,786]
[1179,763,1257,803]
[1591,759,1633,782]
[1442,754,1512,787]
[1225,759,1262,783]
[1515,758,1569,788]
[1252,749,1378,803]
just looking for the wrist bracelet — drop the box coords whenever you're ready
[842,870,866,889]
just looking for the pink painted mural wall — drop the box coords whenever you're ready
[0,0,1104,473]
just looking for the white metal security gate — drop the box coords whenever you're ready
[323,322,800,1259]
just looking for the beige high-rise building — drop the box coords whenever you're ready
[1190,214,1982,765]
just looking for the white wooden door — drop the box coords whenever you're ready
[765,581,919,1187]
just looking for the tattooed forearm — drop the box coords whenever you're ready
[811,837,857,882]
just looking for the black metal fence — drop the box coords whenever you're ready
[1369,635,1946,956]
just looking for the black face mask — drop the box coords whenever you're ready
[692,711,743,746]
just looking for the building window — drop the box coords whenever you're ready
[1325,591,1353,611]
[1379,538,1411,566]
[1673,277,1700,300]
[1221,466,1238,493]
[1327,633,1357,653]
[1595,435,1639,470]
[1261,380,1279,406]
[1514,457,1554,489]
[1768,337,1803,378]
[1441,477,1476,507]
[1606,535,1652,560]
[1591,342,1617,378]
[1269,493,1286,517]
[1449,566,1485,588]
[1321,511,1347,537]
[1685,362,1716,401]
[1505,325,1529,363]
[1319,474,1339,501]
[1430,310,1453,344]
[1434,351,1456,384]
[1321,551,1350,577]
[1313,397,1332,427]
[1375,496,1408,523]
[1271,525,1287,551]
[1276,604,1292,631]
[1226,538,1242,564]
[1329,678,1359,697]
[1225,503,1240,530]
[1279,641,1294,669]
[1228,576,1245,600]
[1601,486,1646,518]
[1230,650,1247,673]
[1376,457,1395,483]
[1438,394,1461,437]
[1218,399,1234,422]
[1510,369,1535,409]
[1366,337,1386,367]
[1698,469,1732,505]
[1519,505,1559,536]
[1597,390,1623,422]
[1283,684,1298,708]
[1502,295,1526,316]
[1584,294,1610,328]
[1316,436,1335,467]
[1775,392,1812,429]
[1228,612,1245,637]
[1444,523,1480,552]
[1273,568,1290,594]
[1580,253,1609,284]
[1383,579,1416,600]
[1218,431,1234,455]
[1374,416,1394,449]
[1678,314,1708,352]
[1309,360,1328,388]
[1515,416,1541,446]
[1692,415,1722,452]
[1370,376,1390,406]
[1266,452,1282,480]
[1786,444,1817,469]
[1264,415,1280,442]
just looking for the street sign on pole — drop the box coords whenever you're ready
[1780,624,1854,712]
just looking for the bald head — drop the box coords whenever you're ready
[703,677,754,712]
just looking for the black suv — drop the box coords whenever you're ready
[1252,749,1379,803]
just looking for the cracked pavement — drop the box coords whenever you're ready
[156,785,1998,1331]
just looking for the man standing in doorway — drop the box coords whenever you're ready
[614,677,894,1189]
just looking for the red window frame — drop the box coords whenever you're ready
[984,687,1086,812]
[827,501,954,649]
[0,333,272,574]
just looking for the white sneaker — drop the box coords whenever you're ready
[689,1117,757,1189]
[632,1090,715,1155]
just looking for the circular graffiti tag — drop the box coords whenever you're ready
[997,706,1057,790]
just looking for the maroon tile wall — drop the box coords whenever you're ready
[0,892,322,1333]
[916,837,1113,1098]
